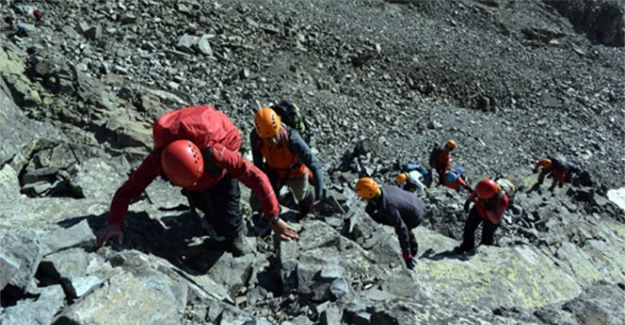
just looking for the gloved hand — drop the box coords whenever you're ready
[463,201,471,214]
[403,255,416,270]
[532,169,538,174]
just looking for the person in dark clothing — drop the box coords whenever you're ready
[4,15,16,29]
[533,156,579,190]
[454,179,509,253]
[250,107,325,216]
[356,177,425,270]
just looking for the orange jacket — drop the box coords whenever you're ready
[257,126,307,179]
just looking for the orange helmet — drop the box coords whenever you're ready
[446,140,457,150]
[475,179,500,200]
[254,107,281,138]
[161,140,204,187]
[542,159,552,169]
[355,177,380,199]
[396,173,408,184]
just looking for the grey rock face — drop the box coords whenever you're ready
[0,0,624,324]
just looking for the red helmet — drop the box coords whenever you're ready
[161,140,204,187]
[475,179,499,200]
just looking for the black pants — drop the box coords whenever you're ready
[458,207,499,251]
[409,232,419,256]
[185,173,243,240]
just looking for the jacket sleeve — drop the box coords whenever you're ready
[382,205,412,257]
[415,180,425,193]
[249,130,264,169]
[287,129,325,200]
[533,160,545,171]
[108,151,161,226]
[464,191,477,211]
[409,172,425,193]
[212,143,280,219]
[459,177,469,189]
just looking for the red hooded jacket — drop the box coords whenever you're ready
[108,105,280,226]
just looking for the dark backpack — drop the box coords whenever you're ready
[547,153,568,171]
[270,101,309,143]
[428,144,443,170]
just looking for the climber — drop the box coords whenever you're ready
[440,167,472,192]
[533,155,580,190]
[356,177,424,270]
[454,178,509,253]
[396,169,428,194]
[429,140,457,184]
[249,107,325,218]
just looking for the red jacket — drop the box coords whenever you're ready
[108,106,280,226]
[437,151,451,171]
[465,191,509,224]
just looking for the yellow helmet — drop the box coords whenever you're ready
[254,107,281,138]
[446,140,457,150]
[396,173,408,184]
[355,177,380,199]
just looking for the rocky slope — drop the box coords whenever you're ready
[1,0,624,324]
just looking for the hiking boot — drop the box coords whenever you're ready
[228,234,253,257]
[452,245,468,254]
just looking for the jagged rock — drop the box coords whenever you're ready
[546,0,625,47]
[0,230,43,293]
[54,271,183,324]
[0,285,64,325]
[0,0,624,323]
[38,220,96,255]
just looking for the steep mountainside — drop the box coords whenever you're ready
[1,0,624,324]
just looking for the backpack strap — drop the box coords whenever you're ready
[279,127,305,186]
[200,147,222,175]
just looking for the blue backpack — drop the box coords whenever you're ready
[451,166,466,180]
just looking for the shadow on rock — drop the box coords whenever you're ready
[420,248,474,262]
[57,210,227,274]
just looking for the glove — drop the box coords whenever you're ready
[463,202,471,214]
[403,255,416,270]
[532,169,538,174]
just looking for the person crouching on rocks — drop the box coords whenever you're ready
[249,107,325,218]
[356,177,424,270]
[454,179,509,254]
